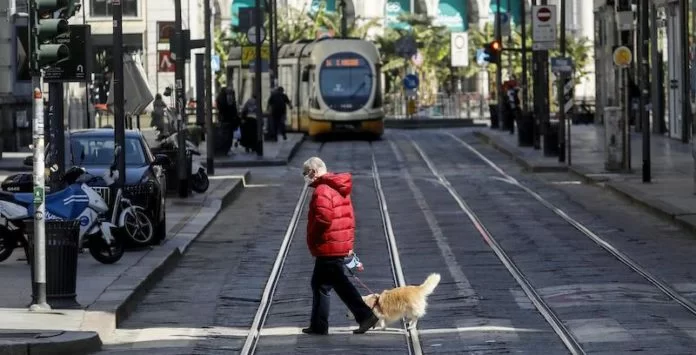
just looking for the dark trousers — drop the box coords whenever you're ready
[272,114,286,139]
[310,257,373,332]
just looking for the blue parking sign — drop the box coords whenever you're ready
[211,55,220,73]
[403,74,419,90]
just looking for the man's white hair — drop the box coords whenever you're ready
[303,157,327,175]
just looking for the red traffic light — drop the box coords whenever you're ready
[489,40,502,52]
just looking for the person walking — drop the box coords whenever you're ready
[301,157,379,335]
[267,86,291,140]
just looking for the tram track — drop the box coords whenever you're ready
[397,130,696,353]
[440,131,696,319]
[401,137,585,355]
[240,141,421,355]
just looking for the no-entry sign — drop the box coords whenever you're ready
[532,5,557,50]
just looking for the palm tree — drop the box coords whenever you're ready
[376,13,451,105]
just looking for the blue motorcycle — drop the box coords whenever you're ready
[0,166,126,264]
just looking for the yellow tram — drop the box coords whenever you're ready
[226,38,385,138]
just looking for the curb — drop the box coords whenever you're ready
[80,171,250,342]
[203,135,305,168]
[474,131,568,173]
[386,119,485,129]
[0,330,101,355]
[567,165,696,236]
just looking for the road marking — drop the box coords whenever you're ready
[388,140,478,306]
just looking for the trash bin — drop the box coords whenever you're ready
[517,112,534,147]
[26,219,81,309]
[489,104,499,129]
[544,121,560,157]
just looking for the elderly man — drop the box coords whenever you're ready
[301,157,379,335]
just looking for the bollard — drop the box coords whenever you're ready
[26,220,81,309]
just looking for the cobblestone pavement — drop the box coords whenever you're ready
[99,129,696,354]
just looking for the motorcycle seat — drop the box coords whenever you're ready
[13,193,33,205]
[0,190,17,202]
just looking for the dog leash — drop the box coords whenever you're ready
[345,266,382,312]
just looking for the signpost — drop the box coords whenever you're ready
[532,5,557,51]
[395,35,417,59]
[450,32,468,67]
[247,26,266,44]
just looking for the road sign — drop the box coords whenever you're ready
[532,5,557,51]
[44,25,93,83]
[551,56,574,74]
[247,26,266,44]
[613,46,632,67]
[158,50,175,72]
[495,12,511,36]
[475,48,488,66]
[242,46,270,72]
[395,35,417,59]
[403,74,419,90]
[450,32,468,67]
[211,55,220,72]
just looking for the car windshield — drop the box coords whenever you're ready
[67,137,148,167]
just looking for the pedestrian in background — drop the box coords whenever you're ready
[267,86,292,141]
[301,157,379,335]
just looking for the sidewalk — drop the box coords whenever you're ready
[0,170,249,353]
[200,132,305,167]
[475,124,696,235]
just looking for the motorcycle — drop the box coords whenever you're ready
[187,140,209,193]
[0,166,126,264]
[154,131,209,194]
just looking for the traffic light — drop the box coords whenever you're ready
[29,0,78,74]
[483,40,502,64]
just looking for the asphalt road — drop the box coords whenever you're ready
[99,129,696,355]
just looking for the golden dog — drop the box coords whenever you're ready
[361,273,441,330]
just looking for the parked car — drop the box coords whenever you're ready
[1,129,171,246]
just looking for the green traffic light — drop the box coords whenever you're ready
[37,43,70,67]
[37,18,69,42]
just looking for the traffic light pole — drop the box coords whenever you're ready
[113,0,125,187]
[495,0,503,132]
[175,0,189,195]
[557,0,566,163]
[29,83,50,312]
[254,0,264,156]
[48,83,65,178]
[204,0,214,176]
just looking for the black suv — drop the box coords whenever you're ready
[2,129,170,245]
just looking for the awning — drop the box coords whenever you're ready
[310,0,337,14]
[106,55,154,116]
[386,0,411,30]
[231,0,254,27]
[435,0,467,31]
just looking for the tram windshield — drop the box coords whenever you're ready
[319,53,373,112]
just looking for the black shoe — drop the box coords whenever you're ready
[302,327,328,335]
[283,135,287,140]
[353,314,379,334]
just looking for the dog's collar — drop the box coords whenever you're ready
[371,295,382,313]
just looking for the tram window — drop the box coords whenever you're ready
[302,68,310,82]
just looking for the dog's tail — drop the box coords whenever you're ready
[419,273,441,296]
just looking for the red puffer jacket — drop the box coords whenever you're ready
[307,172,355,257]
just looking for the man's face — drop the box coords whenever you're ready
[303,168,317,184]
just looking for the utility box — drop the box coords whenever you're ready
[604,106,626,171]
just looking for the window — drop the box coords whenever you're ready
[90,0,138,17]
[69,137,147,167]
[318,53,373,112]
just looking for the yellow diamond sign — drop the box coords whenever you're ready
[613,46,632,67]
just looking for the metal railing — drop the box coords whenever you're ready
[384,92,491,120]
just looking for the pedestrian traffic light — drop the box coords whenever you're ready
[483,40,502,64]
[29,0,77,74]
